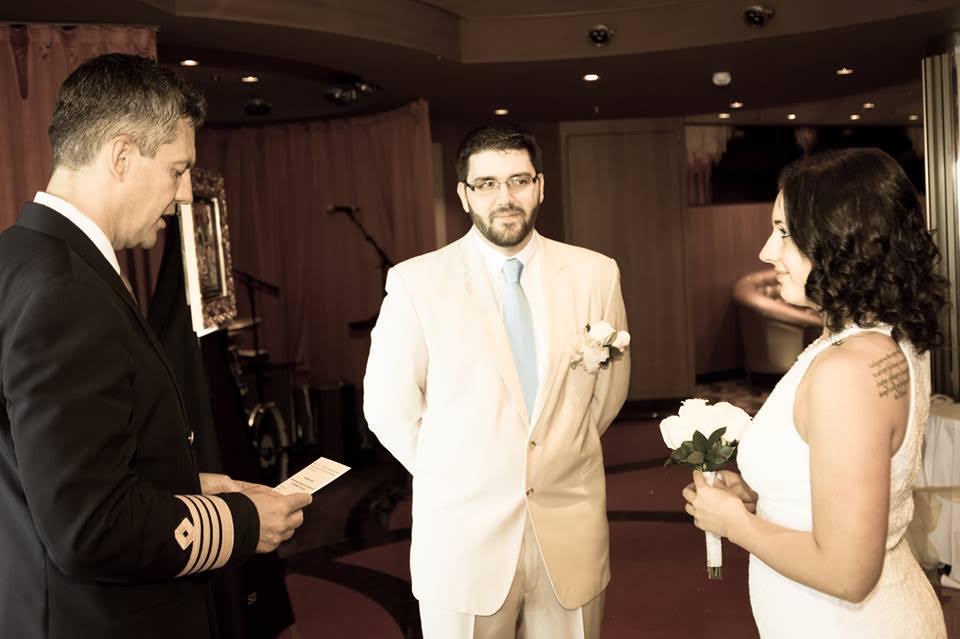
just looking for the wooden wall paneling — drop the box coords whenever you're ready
[560,118,693,399]
[684,203,773,375]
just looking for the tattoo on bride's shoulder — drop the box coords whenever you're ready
[868,349,909,400]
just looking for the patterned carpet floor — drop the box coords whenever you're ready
[281,401,960,638]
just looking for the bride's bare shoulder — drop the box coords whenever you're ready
[805,331,904,392]
[796,331,908,435]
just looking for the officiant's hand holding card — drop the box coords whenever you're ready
[275,457,351,496]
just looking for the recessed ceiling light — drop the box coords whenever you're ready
[862,102,875,109]
[712,71,732,87]
[494,108,509,116]
[718,113,731,120]
[849,114,861,121]
[787,113,797,120]
[836,67,854,76]
[909,114,920,121]
[241,75,259,83]
[180,59,199,67]
[730,101,744,109]
[583,73,600,82]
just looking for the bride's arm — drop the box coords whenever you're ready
[687,342,903,603]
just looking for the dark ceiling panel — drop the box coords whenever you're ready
[2,0,954,124]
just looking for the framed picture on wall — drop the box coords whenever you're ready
[178,167,237,336]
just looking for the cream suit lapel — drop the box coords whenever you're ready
[530,239,573,430]
[457,237,530,427]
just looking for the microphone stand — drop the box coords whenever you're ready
[232,269,280,403]
[329,206,395,333]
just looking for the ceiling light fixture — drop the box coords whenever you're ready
[583,73,600,82]
[730,101,744,109]
[180,59,199,67]
[836,67,854,76]
[849,114,861,121]
[324,76,380,107]
[586,24,615,47]
[862,102,875,109]
[787,113,797,120]
[241,75,259,84]
[718,113,731,120]
[245,97,271,117]
[494,108,509,116]
[909,114,920,121]
[712,71,732,87]
[743,5,775,28]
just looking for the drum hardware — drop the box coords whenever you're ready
[247,402,290,483]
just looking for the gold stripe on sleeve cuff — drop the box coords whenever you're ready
[174,494,235,576]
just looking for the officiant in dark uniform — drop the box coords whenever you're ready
[0,53,311,639]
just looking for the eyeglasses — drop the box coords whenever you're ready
[464,174,539,195]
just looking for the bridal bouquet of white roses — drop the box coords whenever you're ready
[660,398,751,580]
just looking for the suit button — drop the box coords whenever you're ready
[528,440,536,448]
[188,430,195,445]
[526,488,534,496]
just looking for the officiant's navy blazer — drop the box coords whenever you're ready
[0,203,259,639]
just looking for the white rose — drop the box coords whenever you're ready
[586,321,615,345]
[677,398,710,431]
[582,345,609,373]
[611,330,631,351]
[712,401,751,442]
[660,415,697,449]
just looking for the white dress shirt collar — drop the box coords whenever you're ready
[34,191,121,276]
[470,225,540,280]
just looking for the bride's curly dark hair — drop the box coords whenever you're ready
[779,147,947,353]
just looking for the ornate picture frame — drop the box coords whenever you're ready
[178,167,237,336]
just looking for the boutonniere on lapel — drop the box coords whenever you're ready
[569,321,630,374]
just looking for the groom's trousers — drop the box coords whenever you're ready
[418,513,605,639]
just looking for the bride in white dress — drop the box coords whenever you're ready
[683,148,947,638]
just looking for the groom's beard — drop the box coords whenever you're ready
[469,202,539,248]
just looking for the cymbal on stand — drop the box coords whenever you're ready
[226,316,262,335]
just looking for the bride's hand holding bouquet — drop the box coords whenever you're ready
[684,469,757,537]
[660,399,753,579]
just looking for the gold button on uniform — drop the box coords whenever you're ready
[528,440,536,448]
[188,430,195,445]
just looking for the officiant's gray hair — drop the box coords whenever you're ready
[455,121,543,182]
[48,53,206,169]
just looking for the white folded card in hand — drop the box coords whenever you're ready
[274,456,351,495]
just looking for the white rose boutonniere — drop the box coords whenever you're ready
[569,322,630,374]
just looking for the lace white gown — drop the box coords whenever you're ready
[737,324,946,638]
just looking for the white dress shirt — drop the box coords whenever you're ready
[469,226,549,393]
[34,191,121,276]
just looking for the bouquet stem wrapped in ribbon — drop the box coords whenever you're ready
[659,399,751,580]
[701,470,722,580]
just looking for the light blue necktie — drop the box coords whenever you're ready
[502,258,538,419]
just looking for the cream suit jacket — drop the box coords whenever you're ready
[363,230,630,615]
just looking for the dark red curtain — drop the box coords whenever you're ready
[196,101,435,386]
[0,24,160,307]
[0,24,156,230]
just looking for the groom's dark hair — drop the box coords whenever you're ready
[455,121,543,182]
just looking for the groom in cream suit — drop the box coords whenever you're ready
[363,121,629,638]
